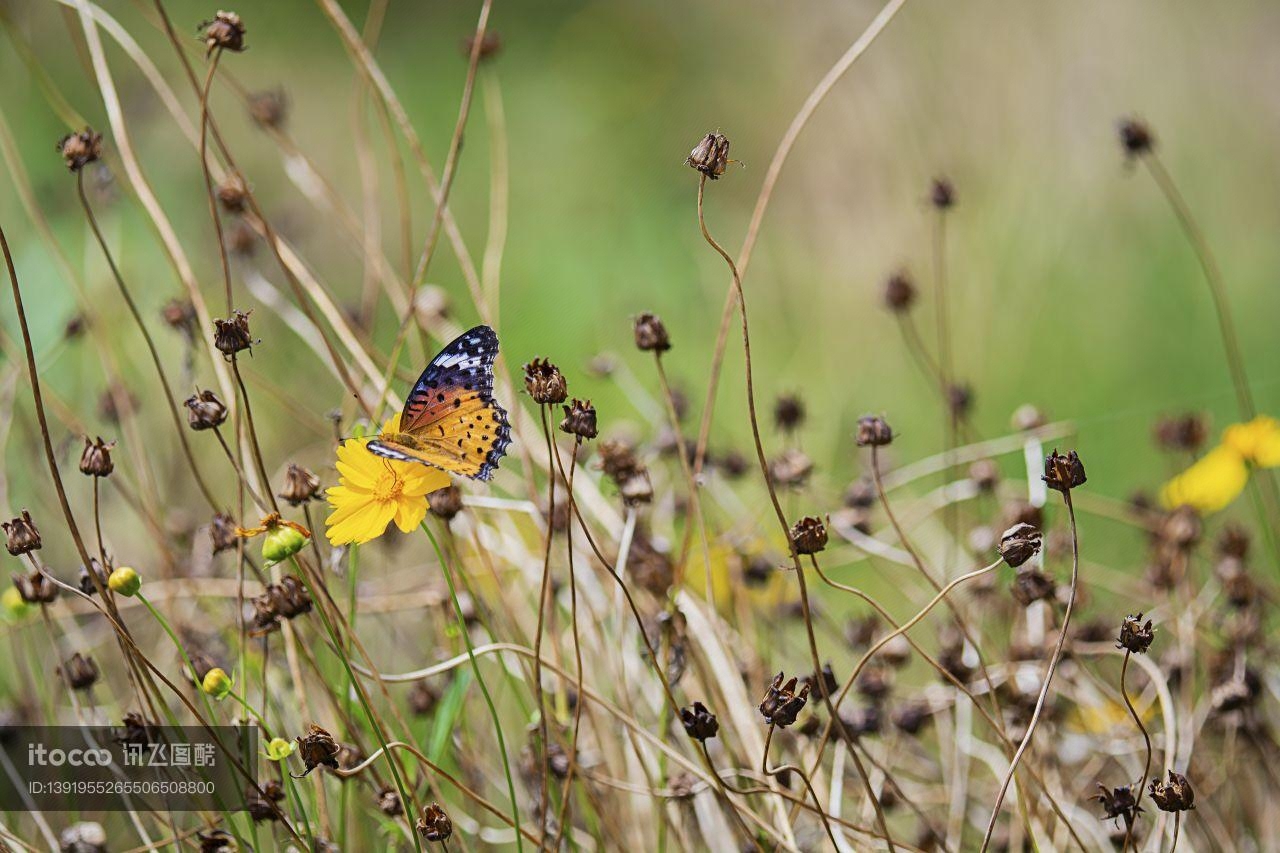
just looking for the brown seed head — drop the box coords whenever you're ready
[12,568,58,604]
[1118,117,1154,157]
[1116,612,1155,654]
[185,390,229,431]
[855,415,893,447]
[998,523,1042,568]
[686,131,730,180]
[375,785,403,817]
[248,89,287,129]
[633,312,671,353]
[62,653,100,691]
[969,458,1000,492]
[679,701,719,741]
[773,393,806,432]
[201,11,246,56]
[213,310,256,359]
[417,802,453,843]
[295,724,340,775]
[57,129,102,172]
[428,485,464,521]
[1091,782,1141,823]
[883,270,916,312]
[1042,449,1086,493]
[3,510,41,556]
[789,516,828,555]
[278,464,320,506]
[770,448,813,489]
[930,177,955,209]
[78,437,116,478]
[522,357,567,405]
[216,175,248,213]
[209,512,238,554]
[1153,412,1207,453]
[559,399,598,440]
[1148,770,1194,812]
[1011,567,1055,607]
[759,672,811,728]
[161,299,198,335]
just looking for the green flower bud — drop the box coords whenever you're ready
[202,667,233,700]
[108,566,141,597]
[2,586,33,621]
[264,737,296,761]
[262,526,306,564]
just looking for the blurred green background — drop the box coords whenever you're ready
[2,0,1279,555]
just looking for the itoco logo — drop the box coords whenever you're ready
[27,744,112,767]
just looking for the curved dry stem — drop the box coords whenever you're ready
[1119,650,1154,853]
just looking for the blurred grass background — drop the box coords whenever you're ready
[2,0,1279,541]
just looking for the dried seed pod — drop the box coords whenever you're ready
[759,672,810,728]
[1042,449,1086,493]
[855,415,893,447]
[1116,613,1155,654]
[57,129,102,172]
[773,393,806,433]
[930,177,955,209]
[686,132,730,180]
[417,802,453,842]
[633,312,671,353]
[62,653,100,691]
[428,485,464,521]
[185,390,228,431]
[278,464,320,506]
[13,569,58,604]
[201,11,246,56]
[1118,117,1154,157]
[559,398,598,440]
[295,724,340,776]
[216,175,248,213]
[248,89,287,129]
[522,358,567,405]
[998,523,1042,568]
[1148,771,1194,812]
[212,310,255,359]
[789,516,828,555]
[2,510,41,556]
[1090,782,1141,823]
[883,271,916,313]
[679,701,719,741]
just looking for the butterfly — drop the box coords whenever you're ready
[366,325,511,481]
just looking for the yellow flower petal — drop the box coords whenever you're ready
[1160,445,1249,513]
[393,499,428,534]
[402,468,451,497]
[1223,416,1280,467]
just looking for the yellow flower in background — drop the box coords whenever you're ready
[326,415,450,546]
[1161,416,1280,513]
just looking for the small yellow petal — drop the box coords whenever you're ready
[402,467,451,497]
[1223,416,1280,467]
[393,499,428,533]
[1160,445,1249,513]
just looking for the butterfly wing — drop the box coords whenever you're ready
[371,325,511,481]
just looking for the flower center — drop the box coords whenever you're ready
[371,471,404,503]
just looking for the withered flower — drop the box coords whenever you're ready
[789,516,828,555]
[598,438,640,480]
[428,485,464,521]
[716,449,749,479]
[278,464,320,506]
[57,129,102,172]
[62,653,100,691]
[78,436,116,478]
[522,358,567,405]
[246,780,284,822]
[998,523,1042,568]
[855,415,893,447]
[216,175,248,213]
[759,672,810,728]
[209,512,238,554]
[1091,782,1141,823]
[1148,771,1194,812]
[376,785,403,817]
[201,11,246,56]
[3,510,42,556]
[294,724,340,776]
[679,701,719,742]
[843,478,876,509]
[185,390,228,431]
[1217,525,1250,559]
[197,829,237,852]
[115,712,154,749]
[891,701,932,735]
[559,399,598,440]
[408,682,440,717]
[883,271,916,312]
[618,469,654,505]
[1011,568,1055,607]
[1153,413,1207,453]
[228,220,257,257]
[13,569,58,604]
[1043,449,1086,493]
[1117,613,1155,654]
[969,458,1000,492]
[161,298,197,335]
[78,559,109,596]
[1118,117,1154,158]
[686,132,730,180]
[417,802,453,843]
[248,89,287,129]
[270,575,312,619]
[930,177,955,209]
[770,448,812,489]
[633,312,671,353]
[773,394,806,432]
[213,310,255,359]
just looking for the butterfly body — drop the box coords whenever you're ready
[366,325,511,481]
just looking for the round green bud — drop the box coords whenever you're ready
[262,526,307,564]
[201,667,233,700]
[108,566,141,597]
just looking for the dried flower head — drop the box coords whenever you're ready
[417,802,453,843]
[770,448,813,489]
[61,653,100,691]
[295,724,340,776]
[183,390,227,434]
[216,175,248,213]
[12,568,58,604]
[57,129,102,172]
[3,510,41,556]
[213,310,256,359]
[679,701,719,741]
[75,436,115,478]
[1043,449,1086,493]
[759,673,810,728]
[1117,613,1155,654]
[969,458,1000,492]
[278,464,320,506]
[633,312,671,353]
[375,785,403,817]
[883,270,916,312]
[161,298,197,335]
[1091,782,1141,824]
[1148,771,1194,812]
[1118,117,1154,158]
[408,682,440,717]
[1011,568,1055,606]
[522,358,567,405]
[789,516,828,555]
[201,11,246,56]
[686,131,730,180]
[428,485,464,521]
[248,89,287,129]
[930,177,955,209]
[209,512,238,554]
[773,393,806,432]
[1154,413,1208,453]
[559,398,598,440]
[998,523,1042,568]
[246,780,284,822]
[855,415,894,447]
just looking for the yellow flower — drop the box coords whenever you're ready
[325,415,450,546]
[1160,416,1280,513]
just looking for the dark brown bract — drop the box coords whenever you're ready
[278,464,320,506]
[759,672,810,728]
[686,132,730,180]
[1148,770,1194,812]
[1043,448,1086,493]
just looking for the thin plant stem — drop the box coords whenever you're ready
[759,724,840,850]
[1119,650,1153,853]
[550,440,586,851]
[533,405,557,841]
[197,47,232,311]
